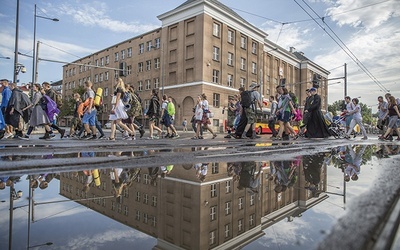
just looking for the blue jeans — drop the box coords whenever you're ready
[82,109,97,126]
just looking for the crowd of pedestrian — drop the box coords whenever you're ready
[2,76,399,142]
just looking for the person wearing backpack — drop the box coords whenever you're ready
[146,89,162,139]
[41,82,65,138]
[19,84,52,140]
[160,95,179,138]
[123,85,145,139]
[241,83,263,139]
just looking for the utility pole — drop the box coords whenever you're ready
[344,63,347,98]
[13,0,20,84]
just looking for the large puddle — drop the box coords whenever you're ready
[0,144,399,249]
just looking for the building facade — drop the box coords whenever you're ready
[62,0,329,127]
[60,156,327,250]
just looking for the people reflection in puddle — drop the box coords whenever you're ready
[27,175,40,189]
[110,168,129,197]
[39,173,57,190]
[343,145,366,182]
[270,160,298,193]
[148,167,159,185]
[194,163,208,182]
[227,162,241,183]
[235,162,262,194]
[303,154,323,197]
[0,175,8,190]
[160,165,174,178]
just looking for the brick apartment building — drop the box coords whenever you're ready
[62,0,329,128]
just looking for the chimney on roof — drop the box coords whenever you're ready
[290,47,296,53]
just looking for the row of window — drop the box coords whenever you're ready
[209,214,255,245]
[212,23,258,54]
[135,192,158,207]
[209,196,255,221]
[65,38,161,78]
[212,47,258,72]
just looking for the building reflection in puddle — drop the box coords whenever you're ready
[1,144,393,249]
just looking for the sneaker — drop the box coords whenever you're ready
[80,134,92,140]
[198,136,204,139]
[4,133,13,139]
[59,129,66,138]
[39,133,51,140]
[174,134,180,138]
[212,134,217,139]
[361,136,368,140]
[241,134,248,139]
[139,129,145,138]
[87,135,97,140]
[49,133,56,138]
[98,135,105,139]
[224,134,232,138]
[18,135,30,141]
[107,137,115,141]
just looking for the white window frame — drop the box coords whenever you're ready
[213,46,220,61]
[228,52,233,66]
[210,206,217,221]
[138,62,143,72]
[228,30,234,43]
[225,201,231,215]
[252,62,257,74]
[241,36,247,49]
[212,69,219,83]
[139,43,144,54]
[146,60,151,71]
[252,42,257,54]
[240,58,246,70]
[154,58,160,69]
[213,23,220,37]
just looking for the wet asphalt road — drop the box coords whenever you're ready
[0,129,396,175]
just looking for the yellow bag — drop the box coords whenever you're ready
[94,88,103,107]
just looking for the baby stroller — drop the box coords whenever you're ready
[324,112,346,139]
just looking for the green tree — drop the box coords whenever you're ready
[327,100,345,116]
[328,100,373,126]
[59,86,85,118]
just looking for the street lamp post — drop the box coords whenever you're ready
[13,0,20,84]
[31,4,59,97]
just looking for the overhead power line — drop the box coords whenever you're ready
[294,0,390,93]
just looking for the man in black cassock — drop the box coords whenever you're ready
[4,83,31,138]
[304,88,330,138]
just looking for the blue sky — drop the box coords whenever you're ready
[0,0,399,110]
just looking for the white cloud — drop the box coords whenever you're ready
[50,2,159,34]
[326,0,400,30]
[261,21,313,51]
[67,228,151,250]
[315,25,399,105]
